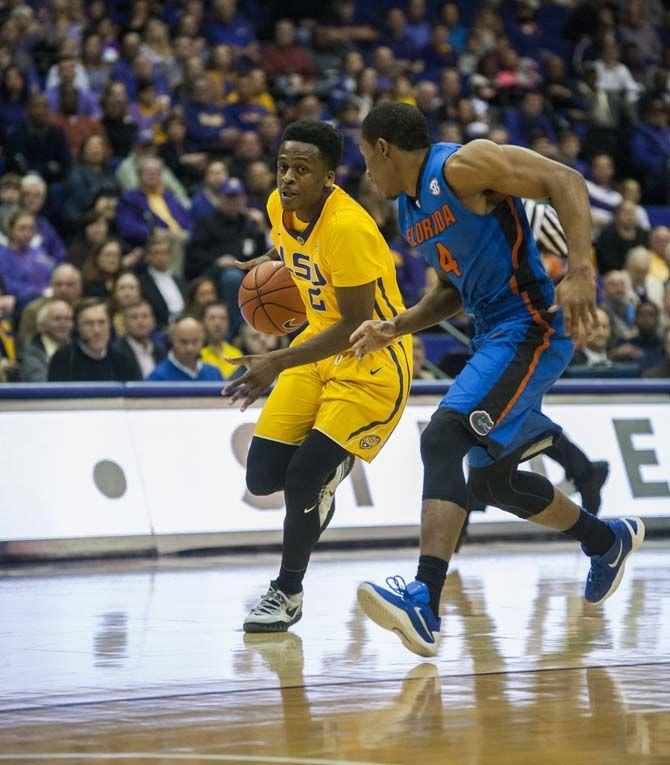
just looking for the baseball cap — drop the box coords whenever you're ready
[219,177,245,195]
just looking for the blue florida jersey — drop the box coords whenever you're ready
[399,142,574,463]
[398,142,555,325]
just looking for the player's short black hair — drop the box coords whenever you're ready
[362,102,431,151]
[281,120,343,172]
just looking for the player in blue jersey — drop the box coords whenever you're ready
[351,102,644,657]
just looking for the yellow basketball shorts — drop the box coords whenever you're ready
[254,335,412,462]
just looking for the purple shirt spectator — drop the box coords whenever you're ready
[127,102,166,135]
[0,64,29,138]
[116,188,191,246]
[223,102,268,131]
[184,100,229,149]
[405,0,431,50]
[630,122,670,175]
[421,27,458,79]
[328,74,358,110]
[35,218,67,265]
[337,115,366,182]
[183,75,234,151]
[18,174,67,265]
[46,86,101,119]
[390,236,427,308]
[0,99,27,134]
[190,191,218,222]
[379,8,419,61]
[110,58,133,89]
[629,101,670,203]
[0,245,53,307]
[112,62,169,101]
[207,14,255,49]
[505,92,557,147]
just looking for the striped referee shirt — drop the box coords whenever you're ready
[523,198,568,259]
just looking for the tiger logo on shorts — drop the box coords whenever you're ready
[359,435,382,450]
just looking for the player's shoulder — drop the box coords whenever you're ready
[324,186,376,232]
[443,139,503,175]
[441,139,511,196]
[266,188,281,220]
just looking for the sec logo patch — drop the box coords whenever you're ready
[359,435,381,450]
[429,177,440,196]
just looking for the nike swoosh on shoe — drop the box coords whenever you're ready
[608,540,623,568]
[413,607,433,641]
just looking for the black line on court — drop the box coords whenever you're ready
[1,659,669,716]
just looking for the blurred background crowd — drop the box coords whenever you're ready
[0,0,669,385]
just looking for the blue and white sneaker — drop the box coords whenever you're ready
[357,577,441,657]
[584,517,645,605]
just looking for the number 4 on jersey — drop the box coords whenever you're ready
[436,242,461,277]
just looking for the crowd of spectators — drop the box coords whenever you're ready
[0,0,669,385]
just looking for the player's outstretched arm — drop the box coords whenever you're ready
[444,140,598,348]
[223,280,377,411]
[233,246,280,271]
[350,271,462,359]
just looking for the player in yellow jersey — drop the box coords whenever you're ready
[224,121,412,632]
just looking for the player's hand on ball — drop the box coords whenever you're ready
[550,268,598,350]
[350,320,397,360]
[234,253,274,271]
[221,354,280,412]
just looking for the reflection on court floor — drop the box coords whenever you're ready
[1,544,669,764]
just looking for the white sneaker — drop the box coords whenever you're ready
[243,583,303,633]
[318,454,355,531]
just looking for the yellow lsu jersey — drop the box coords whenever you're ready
[266,186,405,335]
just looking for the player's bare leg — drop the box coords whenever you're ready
[420,500,467,562]
[419,490,584,567]
[529,490,579,530]
[420,493,579,564]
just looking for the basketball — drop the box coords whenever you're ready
[238,260,307,335]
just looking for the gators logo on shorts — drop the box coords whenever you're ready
[359,435,381,450]
[469,410,494,436]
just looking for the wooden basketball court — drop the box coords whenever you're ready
[1,543,669,764]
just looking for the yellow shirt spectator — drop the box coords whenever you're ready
[201,340,243,379]
[226,90,276,114]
